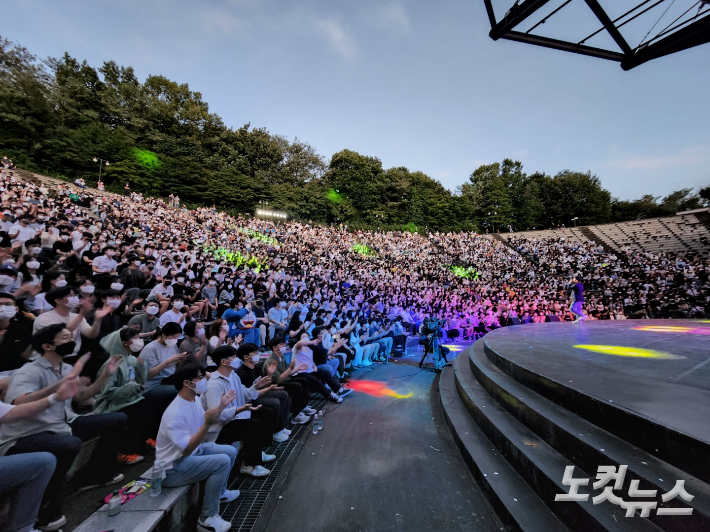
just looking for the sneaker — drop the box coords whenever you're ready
[338,388,353,397]
[329,392,343,403]
[198,514,233,532]
[273,431,288,443]
[35,513,66,532]
[302,407,317,415]
[262,451,277,462]
[240,464,271,477]
[281,428,292,435]
[117,453,145,465]
[103,472,125,486]
[145,438,157,450]
[220,489,240,503]
[292,412,310,424]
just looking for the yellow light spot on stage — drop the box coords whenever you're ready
[442,344,465,352]
[573,345,685,360]
[632,325,710,335]
[633,326,692,333]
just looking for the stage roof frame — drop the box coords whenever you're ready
[482,0,710,69]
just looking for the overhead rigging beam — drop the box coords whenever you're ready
[502,31,625,61]
[482,0,497,28]
[583,0,633,54]
[490,0,552,40]
[621,12,710,69]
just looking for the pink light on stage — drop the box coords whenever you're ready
[346,380,413,399]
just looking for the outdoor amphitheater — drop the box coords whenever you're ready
[1,1,709,532]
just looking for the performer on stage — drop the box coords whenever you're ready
[570,276,585,323]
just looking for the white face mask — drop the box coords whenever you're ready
[278,346,288,354]
[107,298,121,309]
[26,260,40,269]
[129,338,145,352]
[165,337,178,347]
[191,378,208,395]
[0,306,16,319]
[146,306,160,315]
[173,301,184,310]
[80,285,95,294]
[55,279,67,287]
[0,275,13,285]
[196,328,205,336]
[230,358,242,369]
[251,354,260,363]
[110,283,124,290]
[66,296,81,308]
[106,251,116,257]
[134,260,142,267]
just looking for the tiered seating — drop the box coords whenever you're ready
[499,213,710,256]
[585,213,710,256]
[501,227,590,242]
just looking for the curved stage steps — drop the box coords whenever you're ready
[439,325,710,532]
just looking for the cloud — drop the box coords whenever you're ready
[316,18,358,58]
[605,145,710,171]
[374,2,411,31]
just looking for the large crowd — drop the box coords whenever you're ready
[0,168,707,532]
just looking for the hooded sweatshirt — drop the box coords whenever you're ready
[93,330,148,414]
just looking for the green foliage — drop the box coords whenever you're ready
[326,188,343,204]
[0,35,699,232]
[132,148,161,170]
[446,264,479,280]
[351,243,378,258]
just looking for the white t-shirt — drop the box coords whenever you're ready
[9,224,35,244]
[0,402,13,420]
[155,395,205,473]
[33,309,90,354]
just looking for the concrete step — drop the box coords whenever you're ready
[439,365,569,532]
[453,350,663,532]
[482,338,710,484]
[469,342,710,531]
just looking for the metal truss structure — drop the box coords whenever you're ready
[482,0,710,69]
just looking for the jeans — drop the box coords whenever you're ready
[375,337,393,356]
[355,343,379,365]
[162,443,236,520]
[0,452,56,532]
[269,325,285,341]
[317,358,339,377]
[6,412,127,515]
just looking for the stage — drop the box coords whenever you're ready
[440,319,710,531]
[483,319,710,450]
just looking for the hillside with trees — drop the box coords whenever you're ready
[0,36,707,232]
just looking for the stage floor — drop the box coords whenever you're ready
[483,319,710,446]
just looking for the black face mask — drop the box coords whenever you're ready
[54,341,76,357]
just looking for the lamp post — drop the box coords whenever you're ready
[572,217,579,227]
[93,157,109,182]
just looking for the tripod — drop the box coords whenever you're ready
[418,331,448,370]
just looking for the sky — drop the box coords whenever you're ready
[3,0,709,200]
